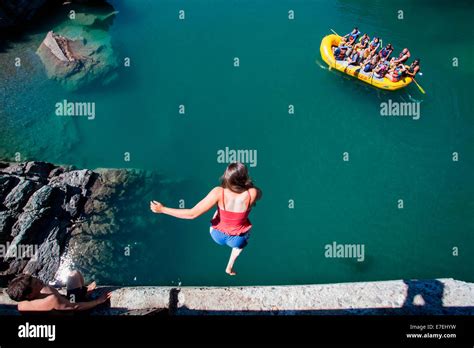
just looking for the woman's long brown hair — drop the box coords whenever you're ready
[220,162,262,201]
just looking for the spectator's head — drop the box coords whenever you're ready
[6,274,43,302]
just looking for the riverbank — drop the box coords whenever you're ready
[0,278,473,315]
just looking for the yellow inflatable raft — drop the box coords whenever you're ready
[319,34,413,91]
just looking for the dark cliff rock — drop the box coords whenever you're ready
[0,0,48,28]
[0,0,109,29]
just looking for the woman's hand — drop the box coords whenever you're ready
[150,200,164,213]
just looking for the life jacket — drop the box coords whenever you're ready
[359,36,369,47]
[349,30,360,41]
[381,47,391,58]
[370,40,380,50]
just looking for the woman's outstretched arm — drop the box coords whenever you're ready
[150,187,220,219]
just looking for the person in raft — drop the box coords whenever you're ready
[6,271,111,313]
[343,27,361,45]
[150,162,261,275]
[404,58,421,78]
[390,48,411,67]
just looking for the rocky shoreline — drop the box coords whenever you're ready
[0,161,163,287]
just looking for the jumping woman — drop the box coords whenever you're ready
[150,162,261,275]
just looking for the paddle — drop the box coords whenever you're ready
[412,78,426,94]
[330,28,340,36]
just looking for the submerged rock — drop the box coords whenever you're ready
[49,169,93,193]
[36,15,119,90]
[3,179,38,212]
[24,161,54,179]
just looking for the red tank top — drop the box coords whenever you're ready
[210,189,252,236]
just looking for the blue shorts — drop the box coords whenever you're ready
[210,227,250,249]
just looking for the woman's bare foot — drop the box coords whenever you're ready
[225,248,243,276]
[87,281,97,293]
[225,268,237,276]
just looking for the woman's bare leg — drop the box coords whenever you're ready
[226,248,243,276]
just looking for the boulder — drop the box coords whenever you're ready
[49,169,93,194]
[3,179,37,212]
[23,185,55,212]
[88,178,116,201]
[48,166,68,178]
[10,207,49,240]
[24,161,54,178]
[23,225,62,283]
[0,211,15,240]
[0,175,19,203]
[1,163,25,176]
[2,259,29,276]
[64,193,83,218]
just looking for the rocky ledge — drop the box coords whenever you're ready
[0,278,473,315]
[0,161,162,287]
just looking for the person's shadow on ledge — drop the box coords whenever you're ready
[173,279,474,316]
[402,279,444,314]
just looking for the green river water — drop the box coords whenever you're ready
[0,0,473,286]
